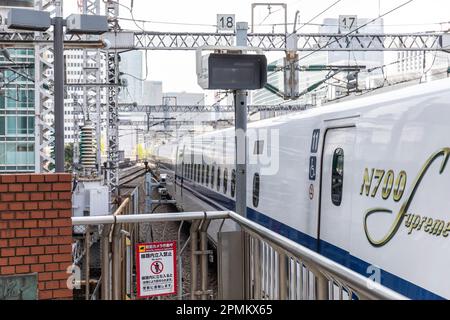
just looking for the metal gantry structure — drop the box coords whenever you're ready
[5,0,446,205]
[116,104,308,113]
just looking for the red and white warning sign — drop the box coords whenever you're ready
[136,241,177,298]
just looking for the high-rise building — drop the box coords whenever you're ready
[0,1,36,173]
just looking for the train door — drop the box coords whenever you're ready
[318,127,356,266]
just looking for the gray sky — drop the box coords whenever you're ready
[64,0,450,97]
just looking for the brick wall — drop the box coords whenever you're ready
[0,174,73,300]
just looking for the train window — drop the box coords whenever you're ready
[253,173,260,208]
[206,165,210,185]
[217,167,221,191]
[189,164,192,180]
[197,164,201,182]
[331,148,344,206]
[231,169,236,198]
[254,140,264,155]
[211,166,215,188]
[194,164,197,182]
[223,168,228,194]
[201,164,205,184]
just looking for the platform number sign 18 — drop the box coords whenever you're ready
[217,14,235,31]
[339,15,357,33]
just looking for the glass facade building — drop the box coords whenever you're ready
[0,48,36,172]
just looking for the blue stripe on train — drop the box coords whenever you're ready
[176,177,445,300]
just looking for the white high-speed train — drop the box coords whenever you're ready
[152,78,450,300]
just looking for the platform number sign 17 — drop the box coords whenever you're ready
[217,14,235,31]
[339,15,357,33]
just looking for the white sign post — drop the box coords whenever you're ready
[217,14,235,31]
[136,241,177,298]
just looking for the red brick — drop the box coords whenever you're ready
[0,257,7,266]
[38,184,52,192]
[23,202,38,210]
[39,290,53,300]
[15,193,29,201]
[0,230,15,239]
[24,184,38,192]
[15,229,30,238]
[38,237,53,246]
[15,265,30,274]
[15,211,30,219]
[23,238,38,246]
[45,210,59,219]
[45,193,58,200]
[53,289,72,299]
[8,238,23,247]
[38,282,45,291]
[9,202,24,211]
[45,175,59,182]
[58,174,72,182]
[9,220,23,229]
[8,184,23,192]
[45,263,59,272]
[24,256,38,264]
[1,193,14,201]
[52,271,69,281]
[59,227,72,236]
[1,266,15,275]
[38,201,52,210]
[53,254,71,263]
[53,219,72,228]
[23,220,37,228]
[38,219,52,228]
[30,192,45,201]
[53,183,71,192]
[1,175,15,183]
[1,248,15,257]
[59,210,72,218]
[45,246,59,254]
[0,185,7,192]
[15,247,30,256]
[0,239,7,247]
[30,175,45,183]
[9,256,23,265]
[30,229,44,237]
[31,264,44,273]
[59,245,72,254]
[53,201,71,209]
[39,272,53,281]
[58,192,72,200]
[30,211,44,219]
[0,203,7,211]
[31,246,45,255]
[45,281,59,290]
[45,228,59,236]
[16,175,30,183]
[0,211,14,219]
[0,221,6,230]
[39,255,53,264]
[52,236,72,245]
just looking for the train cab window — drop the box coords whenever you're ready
[211,166,215,188]
[217,167,221,191]
[331,148,344,206]
[253,173,260,208]
[206,165,210,185]
[231,169,236,198]
[223,168,228,194]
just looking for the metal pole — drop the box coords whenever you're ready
[53,16,65,172]
[278,252,288,300]
[101,225,111,300]
[315,273,330,300]
[112,223,122,300]
[200,220,211,300]
[190,221,200,300]
[85,226,90,300]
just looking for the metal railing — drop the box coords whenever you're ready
[72,210,407,300]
